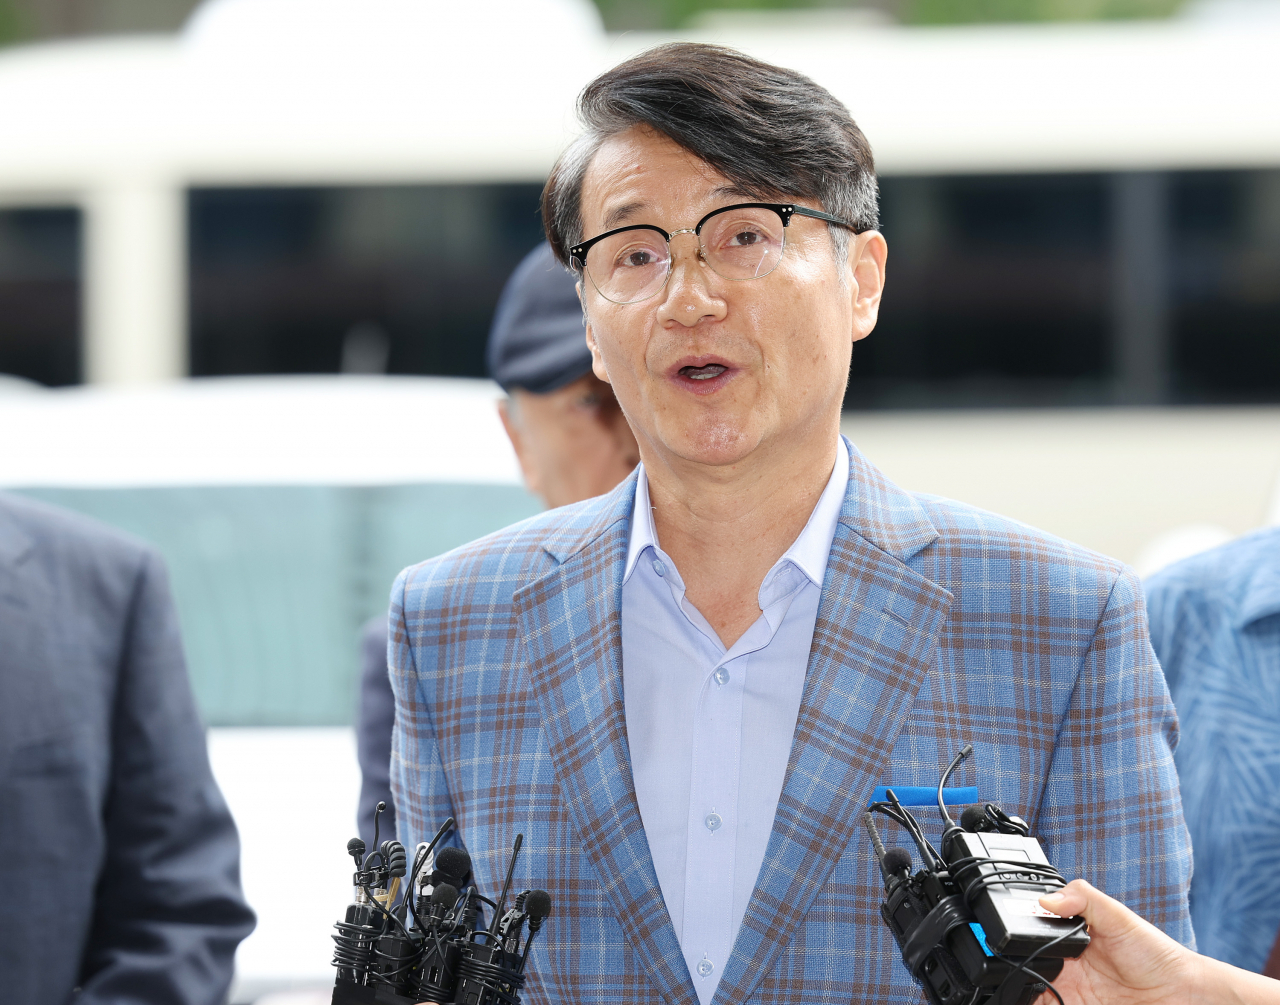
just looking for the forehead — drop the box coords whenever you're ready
[578,126,737,231]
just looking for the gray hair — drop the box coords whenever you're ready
[541,43,879,270]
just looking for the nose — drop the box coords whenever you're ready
[657,231,724,327]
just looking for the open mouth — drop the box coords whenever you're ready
[680,363,728,381]
[670,357,736,395]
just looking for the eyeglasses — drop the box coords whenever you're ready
[569,202,861,306]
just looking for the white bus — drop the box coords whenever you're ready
[1,0,1278,400]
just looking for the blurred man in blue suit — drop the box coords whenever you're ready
[1146,526,1280,978]
[0,493,254,1005]
[387,44,1192,1005]
[357,242,639,847]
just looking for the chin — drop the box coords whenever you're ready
[670,416,755,467]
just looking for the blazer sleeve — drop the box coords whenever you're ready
[77,550,256,1005]
[1033,566,1194,947]
[389,567,460,856]
[357,613,397,849]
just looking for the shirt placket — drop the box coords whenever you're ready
[681,647,746,1002]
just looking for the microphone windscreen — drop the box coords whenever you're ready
[431,883,460,910]
[960,805,988,832]
[348,837,366,859]
[524,889,552,921]
[435,846,471,882]
[382,840,407,878]
[882,847,913,876]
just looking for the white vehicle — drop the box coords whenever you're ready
[0,0,1277,392]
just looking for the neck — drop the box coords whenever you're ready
[640,418,842,648]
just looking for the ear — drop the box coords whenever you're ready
[849,230,888,344]
[578,279,611,384]
[497,398,541,498]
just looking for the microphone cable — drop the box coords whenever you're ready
[990,919,1088,1005]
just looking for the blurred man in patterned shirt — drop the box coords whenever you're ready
[1146,526,1280,978]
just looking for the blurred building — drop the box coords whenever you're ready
[0,0,1278,406]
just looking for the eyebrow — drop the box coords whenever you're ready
[602,201,647,230]
[709,184,760,202]
[596,184,773,235]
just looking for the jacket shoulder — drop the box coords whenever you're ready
[911,492,1131,615]
[0,491,155,576]
[915,491,1124,574]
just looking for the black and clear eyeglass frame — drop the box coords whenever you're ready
[568,202,862,305]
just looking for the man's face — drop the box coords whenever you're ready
[577,126,887,472]
[498,372,640,509]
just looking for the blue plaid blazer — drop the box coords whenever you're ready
[389,439,1192,1005]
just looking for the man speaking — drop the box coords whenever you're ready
[390,44,1192,1005]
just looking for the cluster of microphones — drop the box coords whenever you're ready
[331,805,552,1005]
[867,746,1089,1005]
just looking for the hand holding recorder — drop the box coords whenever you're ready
[1033,881,1280,1005]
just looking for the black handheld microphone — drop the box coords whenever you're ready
[432,882,460,913]
[867,746,1089,1005]
[411,883,466,1003]
[433,845,473,888]
[520,890,552,966]
[332,825,550,1005]
[451,835,535,1005]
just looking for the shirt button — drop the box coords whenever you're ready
[652,559,666,577]
[697,958,714,977]
[704,812,722,832]
[714,667,730,685]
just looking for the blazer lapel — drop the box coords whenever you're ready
[712,441,954,1005]
[514,478,698,1005]
[0,497,36,608]
[0,499,35,572]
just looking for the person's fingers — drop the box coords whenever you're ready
[1043,877,1175,947]
[1039,878,1092,920]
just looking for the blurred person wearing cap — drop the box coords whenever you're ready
[386,43,1191,1005]
[0,494,254,1005]
[356,243,639,848]
[1142,527,1280,980]
[492,243,642,511]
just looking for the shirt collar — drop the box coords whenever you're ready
[623,437,849,590]
[1239,531,1280,628]
[623,461,660,584]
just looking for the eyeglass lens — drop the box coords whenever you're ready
[584,207,788,305]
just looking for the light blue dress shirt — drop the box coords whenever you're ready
[621,437,848,1005]
[1145,526,1280,973]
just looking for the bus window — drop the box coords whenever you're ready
[1172,169,1280,403]
[852,168,1280,409]
[188,183,545,381]
[853,173,1110,409]
[186,174,1280,409]
[0,207,81,387]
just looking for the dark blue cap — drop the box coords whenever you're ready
[487,242,590,394]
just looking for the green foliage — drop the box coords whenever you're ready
[908,0,1182,24]
[591,0,1185,29]
[594,0,845,30]
[0,0,27,46]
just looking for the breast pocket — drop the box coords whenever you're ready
[0,731,99,866]
[7,734,82,778]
